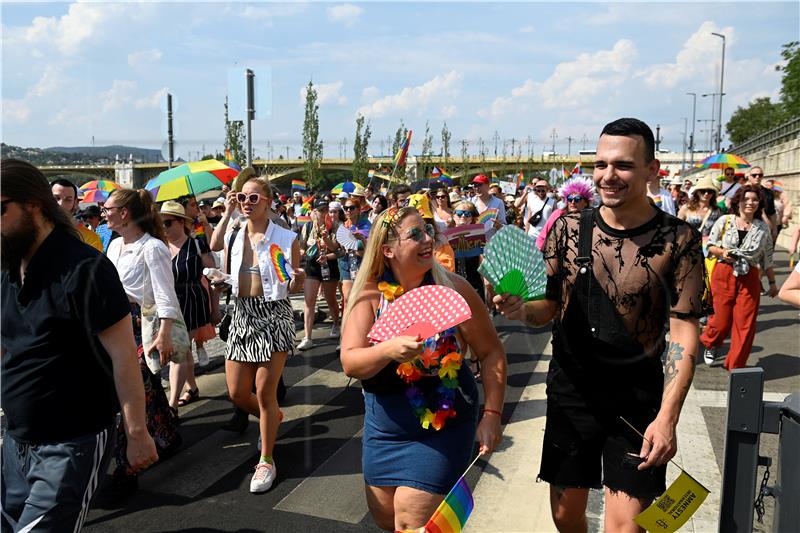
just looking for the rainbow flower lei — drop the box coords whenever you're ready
[378,273,463,431]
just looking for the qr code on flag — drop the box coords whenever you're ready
[656,494,676,513]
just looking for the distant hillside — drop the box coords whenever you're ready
[2,143,164,165]
[46,145,163,163]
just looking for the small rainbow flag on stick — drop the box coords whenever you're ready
[292,179,306,190]
[269,244,292,282]
[515,171,524,187]
[394,130,413,168]
[408,453,482,533]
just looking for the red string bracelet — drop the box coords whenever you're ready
[482,408,502,417]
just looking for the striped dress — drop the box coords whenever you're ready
[171,237,212,332]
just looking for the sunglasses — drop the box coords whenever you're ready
[566,195,585,203]
[101,206,122,215]
[163,218,178,228]
[436,195,448,200]
[343,205,359,211]
[750,173,764,177]
[533,188,547,193]
[400,223,435,242]
[236,192,265,204]
[454,209,476,217]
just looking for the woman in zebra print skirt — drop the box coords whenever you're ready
[219,175,304,494]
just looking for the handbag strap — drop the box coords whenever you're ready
[575,208,594,273]
[224,225,241,306]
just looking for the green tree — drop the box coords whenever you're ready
[441,122,451,165]
[777,41,800,119]
[392,120,407,156]
[224,96,245,167]
[421,121,433,176]
[352,115,372,183]
[302,81,323,189]
[726,97,784,145]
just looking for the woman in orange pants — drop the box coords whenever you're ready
[701,185,778,369]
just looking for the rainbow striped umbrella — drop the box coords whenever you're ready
[80,179,121,193]
[331,181,365,195]
[146,160,237,202]
[81,189,113,203]
[695,153,751,169]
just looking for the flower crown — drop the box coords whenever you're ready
[381,206,403,230]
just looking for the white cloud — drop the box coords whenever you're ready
[480,39,637,118]
[135,87,168,110]
[636,21,734,89]
[29,66,63,98]
[357,71,463,118]
[100,80,136,113]
[519,25,535,33]
[328,4,364,27]
[2,99,31,123]
[440,105,458,119]
[300,81,347,106]
[11,3,129,55]
[128,49,162,67]
[361,86,380,102]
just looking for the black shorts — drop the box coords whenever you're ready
[304,256,341,282]
[538,359,666,500]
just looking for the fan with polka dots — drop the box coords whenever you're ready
[368,285,472,343]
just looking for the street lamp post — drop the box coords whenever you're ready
[702,93,718,151]
[686,92,697,165]
[711,32,726,152]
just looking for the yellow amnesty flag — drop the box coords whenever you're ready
[634,470,709,532]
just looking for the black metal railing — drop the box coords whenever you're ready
[730,117,800,156]
[718,367,799,532]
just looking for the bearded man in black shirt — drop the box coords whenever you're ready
[1,159,158,532]
[495,119,704,532]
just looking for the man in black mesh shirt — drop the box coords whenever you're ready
[495,118,704,532]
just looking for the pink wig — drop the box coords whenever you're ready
[558,177,594,200]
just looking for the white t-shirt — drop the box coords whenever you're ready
[472,194,506,241]
[525,194,555,239]
[720,181,741,200]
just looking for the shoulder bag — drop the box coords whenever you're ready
[702,215,731,313]
[218,225,241,342]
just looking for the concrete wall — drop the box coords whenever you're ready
[742,137,800,250]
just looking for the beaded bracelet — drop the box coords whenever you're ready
[482,408,502,417]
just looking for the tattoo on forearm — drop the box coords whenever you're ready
[664,342,684,388]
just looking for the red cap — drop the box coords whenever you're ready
[472,174,490,185]
[279,194,288,203]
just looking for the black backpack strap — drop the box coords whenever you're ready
[575,208,594,274]
[224,224,241,306]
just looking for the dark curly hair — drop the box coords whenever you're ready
[730,184,764,220]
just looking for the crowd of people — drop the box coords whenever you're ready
[2,116,798,532]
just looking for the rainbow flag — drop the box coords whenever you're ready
[515,171,524,187]
[571,162,581,175]
[292,179,306,190]
[223,148,241,171]
[477,208,498,224]
[562,166,570,179]
[423,475,474,533]
[394,130,413,167]
[432,166,453,185]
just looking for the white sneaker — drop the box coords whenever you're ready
[249,462,276,493]
[196,346,209,367]
[297,338,314,351]
[703,347,718,366]
[329,324,340,338]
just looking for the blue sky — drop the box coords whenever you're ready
[2,1,798,160]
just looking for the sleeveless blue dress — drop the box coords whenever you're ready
[361,284,479,495]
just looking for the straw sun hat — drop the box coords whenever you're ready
[159,200,193,220]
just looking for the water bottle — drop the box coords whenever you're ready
[203,267,233,285]
[320,260,331,281]
[348,251,359,280]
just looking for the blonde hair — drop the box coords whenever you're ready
[453,200,478,222]
[243,175,273,199]
[343,207,454,323]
